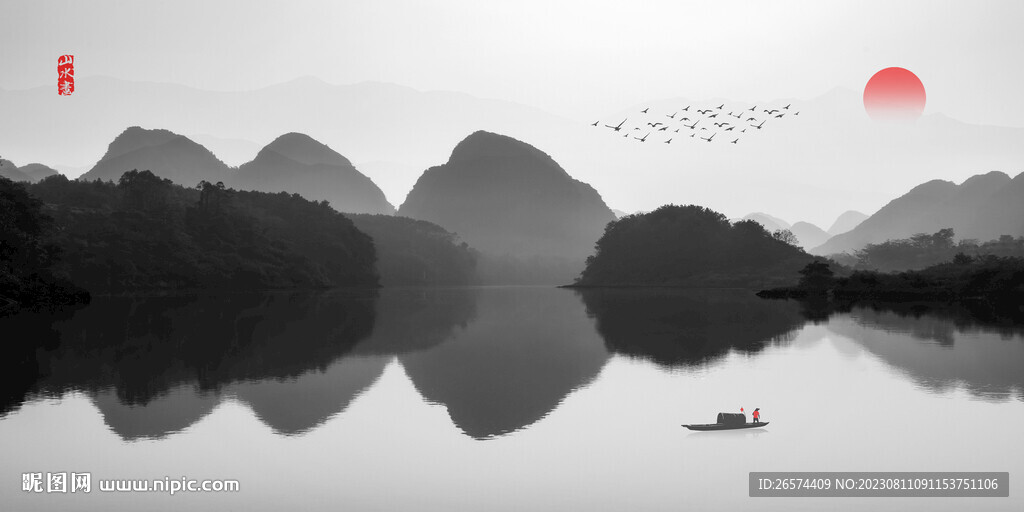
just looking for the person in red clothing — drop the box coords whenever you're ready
[752,408,761,424]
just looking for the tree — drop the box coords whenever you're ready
[118,169,173,209]
[772,229,799,246]
[797,260,836,292]
[196,180,229,213]
[953,252,974,265]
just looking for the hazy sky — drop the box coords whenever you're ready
[3,0,1024,126]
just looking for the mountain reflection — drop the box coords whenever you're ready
[399,287,610,439]
[826,305,1024,401]
[576,288,807,369]
[4,286,1019,443]
[0,288,484,439]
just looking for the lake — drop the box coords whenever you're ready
[1,287,1022,511]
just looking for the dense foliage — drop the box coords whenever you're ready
[574,204,814,287]
[26,171,378,292]
[0,177,89,311]
[347,214,477,286]
[848,229,1024,272]
[759,256,1024,303]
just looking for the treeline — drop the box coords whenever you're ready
[25,171,379,292]
[0,177,89,311]
[573,204,814,287]
[758,256,1024,303]
[830,228,1024,272]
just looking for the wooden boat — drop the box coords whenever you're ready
[682,421,769,431]
[683,412,769,430]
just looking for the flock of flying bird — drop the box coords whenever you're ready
[592,102,801,145]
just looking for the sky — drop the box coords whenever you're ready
[3,0,1024,126]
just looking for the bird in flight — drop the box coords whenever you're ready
[701,132,716,142]
[708,113,719,119]
[716,104,724,109]
[750,120,765,129]
[682,105,690,111]
[635,132,650,142]
[641,108,649,113]
[783,104,791,110]
[748,105,757,111]
[794,111,801,116]
[664,138,672,144]
[658,126,669,131]
[667,112,677,119]
[730,138,739,144]
[724,126,735,131]
[697,109,712,115]
[714,122,730,127]
[775,113,785,118]
[764,109,780,115]
[684,119,699,129]
[746,117,757,122]
[591,120,599,126]
[647,122,664,127]
[605,118,627,131]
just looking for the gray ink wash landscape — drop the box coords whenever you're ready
[3,2,1024,511]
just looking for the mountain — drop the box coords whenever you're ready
[7,79,1024,225]
[0,160,31,182]
[790,221,830,250]
[0,159,59,183]
[78,126,230,186]
[398,131,615,283]
[740,212,790,233]
[17,163,58,182]
[0,77,573,211]
[812,171,1024,255]
[827,210,869,236]
[233,133,394,214]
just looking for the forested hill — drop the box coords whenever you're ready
[573,204,814,287]
[26,172,378,292]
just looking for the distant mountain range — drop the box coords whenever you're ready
[77,126,393,214]
[812,171,1024,255]
[0,159,58,183]
[399,131,615,283]
[6,78,1024,225]
[827,210,869,236]
[736,211,866,251]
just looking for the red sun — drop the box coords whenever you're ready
[863,67,926,121]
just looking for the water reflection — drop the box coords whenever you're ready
[2,287,1022,444]
[399,288,610,438]
[576,288,806,369]
[4,291,384,438]
[826,305,1024,401]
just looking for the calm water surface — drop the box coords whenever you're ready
[1,287,1022,511]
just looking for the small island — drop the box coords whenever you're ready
[570,204,814,288]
